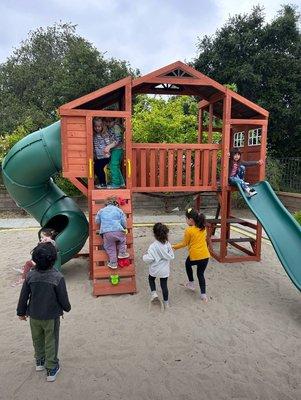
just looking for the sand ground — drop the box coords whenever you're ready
[0,222,300,400]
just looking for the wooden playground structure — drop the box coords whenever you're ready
[59,61,269,296]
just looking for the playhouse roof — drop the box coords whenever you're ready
[59,61,268,119]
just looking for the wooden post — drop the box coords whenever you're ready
[198,108,204,143]
[259,121,268,181]
[86,115,94,278]
[125,80,133,189]
[208,103,213,144]
[220,93,231,259]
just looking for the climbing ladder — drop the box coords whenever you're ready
[89,189,136,296]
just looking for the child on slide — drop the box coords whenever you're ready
[228,148,264,197]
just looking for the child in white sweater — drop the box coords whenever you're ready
[143,223,174,308]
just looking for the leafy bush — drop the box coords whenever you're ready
[53,174,81,197]
[0,117,34,162]
[265,156,282,191]
[293,211,301,225]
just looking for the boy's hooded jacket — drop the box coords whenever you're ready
[17,268,71,320]
[143,240,174,278]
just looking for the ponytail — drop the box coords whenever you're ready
[185,208,206,230]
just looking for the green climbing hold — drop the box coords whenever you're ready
[110,274,120,285]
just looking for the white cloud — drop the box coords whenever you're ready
[0,0,298,73]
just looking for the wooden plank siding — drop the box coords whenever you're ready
[62,116,88,177]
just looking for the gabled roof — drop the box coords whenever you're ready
[59,60,268,118]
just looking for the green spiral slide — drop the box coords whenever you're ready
[2,121,89,269]
[237,181,301,292]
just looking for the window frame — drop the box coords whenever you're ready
[233,131,245,148]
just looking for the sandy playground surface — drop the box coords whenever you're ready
[0,221,300,400]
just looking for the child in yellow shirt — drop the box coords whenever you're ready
[173,208,210,302]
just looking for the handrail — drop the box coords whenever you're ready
[132,143,221,150]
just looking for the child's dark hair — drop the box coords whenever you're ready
[230,148,241,160]
[38,227,57,241]
[31,242,57,271]
[185,208,206,230]
[153,223,169,244]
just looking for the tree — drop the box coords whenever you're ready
[132,95,221,144]
[0,23,138,135]
[193,5,301,157]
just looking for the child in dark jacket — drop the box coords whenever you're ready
[17,242,71,382]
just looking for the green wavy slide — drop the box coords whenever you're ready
[237,181,301,292]
[2,121,89,269]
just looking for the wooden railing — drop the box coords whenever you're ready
[131,143,221,192]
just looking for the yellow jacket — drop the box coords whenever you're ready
[173,226,210,261]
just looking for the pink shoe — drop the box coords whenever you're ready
[185,281,195,291]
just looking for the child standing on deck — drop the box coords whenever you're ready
[107,118,125,189]
[143,223,174,309]
[93,117,115,188]
[17,242,71,382]
[95,197,129,269]
[229,148,263,197]
[173,209,210,303]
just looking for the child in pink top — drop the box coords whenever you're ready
[12,228,57,286]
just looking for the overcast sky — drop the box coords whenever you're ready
[0,0,299,73]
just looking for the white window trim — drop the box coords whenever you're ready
[233,131,245,148]
[248,128,262,146]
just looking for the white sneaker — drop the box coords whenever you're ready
[107,262,117,269]
[118,252,130,259]
[150,291,159,302]
[249,189,257,197]
[163,301,170,309]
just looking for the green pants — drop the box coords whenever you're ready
[30,317,60,370]
[110,148,125,187]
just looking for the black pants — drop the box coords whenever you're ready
[148,275,169,301]
[185,257,209,294]
[94,158,110,185]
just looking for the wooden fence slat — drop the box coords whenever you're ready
[149,149,156,187]
[211,150,217,186]
[203,150,210,186]
[159,149,165,187]
[168,150,174,187]
[194,150,201,186]
[177,150,183,186]
[185,150,192,186]
[132,148,137,187]
[140,150,146,187]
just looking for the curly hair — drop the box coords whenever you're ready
[185,208,206,230]
[153,222,169,244]
[31,242,57,271]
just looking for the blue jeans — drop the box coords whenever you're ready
[229,165,248,190]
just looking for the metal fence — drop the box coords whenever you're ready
[277,157,301,193]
